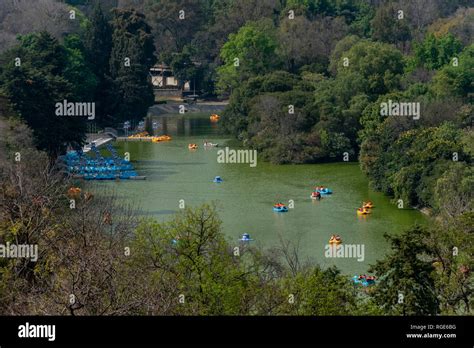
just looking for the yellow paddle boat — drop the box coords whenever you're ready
[188,143,198,150]
[152,135,172,143]
[357,207,370,215]
[363,201,374,209]
[329,235,342,245]
[67,187,81,198]
[210,114,220,122]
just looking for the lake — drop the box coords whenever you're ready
[97,112,427,275]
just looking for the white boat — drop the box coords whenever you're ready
[203,142,218,147]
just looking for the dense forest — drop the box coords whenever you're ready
[0,0,473,315]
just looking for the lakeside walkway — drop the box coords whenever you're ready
[83,135,114,153]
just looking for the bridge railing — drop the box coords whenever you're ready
[104,127,118,138]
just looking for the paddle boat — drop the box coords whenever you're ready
[210,114,220,122]
[213,176,223,183]
[357,207,371,215]
[329,234,342,245]
[352,275,376,287]
[239,233,253,242]
[363,201,375,209]
[67,187,81,198]
[152,135,172,143]
[204,141,218,147]
[315,186,332,195]
[188,143,198,150]
[273,203,288,212]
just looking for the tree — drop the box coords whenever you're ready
[369,226,440,315]
[83,3,115,126]
[147,0,209,55]
[109,8,156,124]
[168,46,199,91]
[217,19,281,94]
[335,40,405,97]
[428,7,474,46]
[434,163,473,218]
[191,0,282,64]
[371,2,411,47]
[411,33,463,70]
[0,0,81,54]
[0,32,89,159]
[63,34,98,101]
[284,0,336,19]
[278,16,348,73]
[431,44,474,98]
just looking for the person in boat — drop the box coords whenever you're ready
[315,191,321,200]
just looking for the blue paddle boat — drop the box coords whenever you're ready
[273,204,288,212]
[316,187,333,195]
[352,275,376,287]
[239,233,253,242]
[213,176,223,183]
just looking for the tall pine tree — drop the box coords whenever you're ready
[109,9,156,124]
[0,32,89,160]
[84,3,115,126]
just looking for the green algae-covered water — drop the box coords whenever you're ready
[96,113,427,275]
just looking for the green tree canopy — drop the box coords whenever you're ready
[0,32,92,158]
[217,19,281,94]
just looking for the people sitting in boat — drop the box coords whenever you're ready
[240,233,253,241]
[67,187,81,198]
[363,201,374,209]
